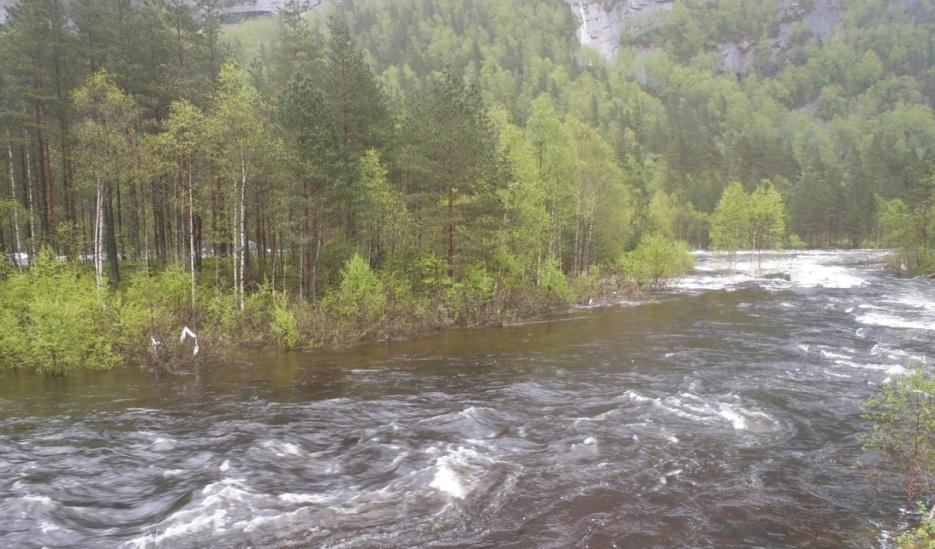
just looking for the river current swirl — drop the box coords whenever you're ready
[1,250,932,547]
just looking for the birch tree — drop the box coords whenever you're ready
[73,70,139,291]
[163,100,206,312]
[211,62,265,310]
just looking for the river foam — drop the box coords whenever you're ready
[429,444,495,500]
[677,250,883,292]
[623,390,780,434]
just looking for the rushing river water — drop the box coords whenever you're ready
[2,250,933,548]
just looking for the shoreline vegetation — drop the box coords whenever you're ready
[0,233,694,376]
[0,242,920,377]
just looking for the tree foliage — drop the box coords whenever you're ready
[862,368,935,511]
[620,233,693,291]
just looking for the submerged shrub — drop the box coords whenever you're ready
[861,367,935,545]
[0,306,27,371]
[0,250,121,375]
[861,367,935,506]
[118,264,191,353]
[270,293,300,349]
[897,504,935,548]
[570,264,610,304]
[621,233,694,291]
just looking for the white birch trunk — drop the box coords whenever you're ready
[238,146,247,311]
[231,206,238,307]
[188,158,196,312]
[6,132,22,268]
[94,178,104,291]
[23,132,36,264]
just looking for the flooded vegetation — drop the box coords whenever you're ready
[1,250,932,547]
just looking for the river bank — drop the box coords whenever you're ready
[1,249,931,547]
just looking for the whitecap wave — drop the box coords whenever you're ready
[428,445,493,500]
[126,478,254,548]
[856,312,935,332]
[624,391,777,433]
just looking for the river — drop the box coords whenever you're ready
[1,250,932,547]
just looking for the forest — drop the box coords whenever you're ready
[0,0,934,373]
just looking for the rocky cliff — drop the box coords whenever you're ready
[563,0,672,60]
[563,0,848,71]
[564,0,928,74]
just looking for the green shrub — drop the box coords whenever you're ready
[897,504,935,548]
[447,264,495,324]
[270,293,300,349]
[411,252,451,295]
[862,367,935,506]
[538,257,571,303]
[381,269,418,318]
[199,288,239,335]
[324,253,387,328]
[621,233,694,291]
[118,264,190,353]
[787,233,806,250]
[570,264,608,303]
[0,306,27,370]
[491,247,527,290]
[4,250,122,375]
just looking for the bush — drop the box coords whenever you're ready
[897,505,935,548]
[411,252,451,295]
[787,233,806,250]
[324,253,387,329]
[862,367,935,506]
[381,269,418,319]
[538,257,571,304]
[447,264,495,324]
[199,287,239,336]
[118,264,190,354]
[0,305,28,370]
[620,233,694,291]
[269,293,300,349]
[0,250,121,375]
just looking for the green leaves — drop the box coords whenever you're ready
[73,70,140,187]
[877,194,934,273]
[270,293,300,350]
[0,250,121,375]
[324,253,387,329]
[711,181,786,256]
[862,367,935,506]
[710,182,751,253]
[620,233,693,291]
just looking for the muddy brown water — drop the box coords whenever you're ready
[1,250,932,548]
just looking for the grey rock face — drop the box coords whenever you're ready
[216,0,333,21]
[718,40,756,75]
[564,0,673,60]
[0,0,12,24]
[562,0,924,73]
